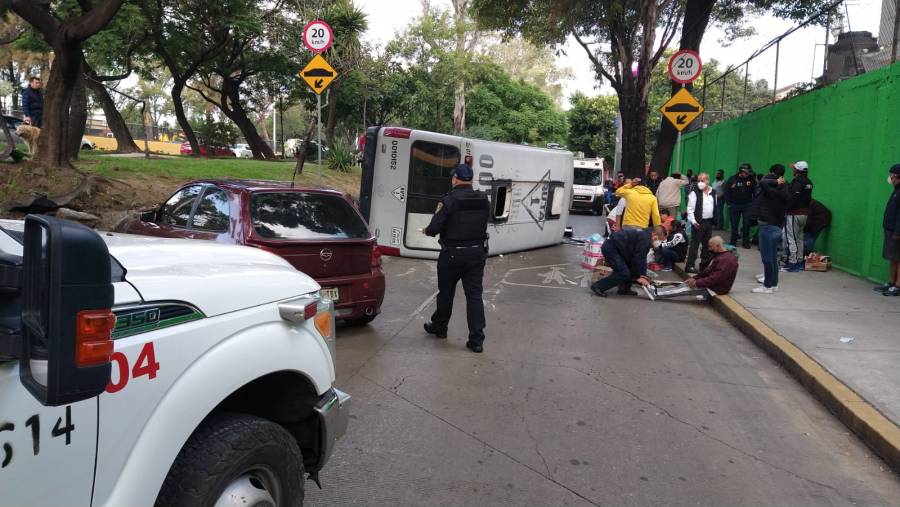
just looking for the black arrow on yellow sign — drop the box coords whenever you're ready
[314,79,324,89]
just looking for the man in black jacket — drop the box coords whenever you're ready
[751,164,791,293]
[723,163,757,248]
[877,164,900,296]
[21,76,43,128]
[423,163,491,352]
[783,160,814,271]
[591,226,666,297]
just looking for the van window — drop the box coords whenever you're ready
[251,192,370,240]
[574,168,603,186]
[546,182,565,220]
[491,182,512,222]
[407,141,460,214]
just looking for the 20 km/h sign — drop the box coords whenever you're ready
[668,49,702,84]
[660,88,704,131]
[299,54,337,94]
[302,19,334,53]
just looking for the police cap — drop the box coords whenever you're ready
[451,163,474,182]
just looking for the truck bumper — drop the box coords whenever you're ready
[313,387,351,469]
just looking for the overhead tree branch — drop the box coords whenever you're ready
[10,0,60,36]
[69,0,125,40]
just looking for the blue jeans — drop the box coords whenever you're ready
[758,224,782,288]
[657,248,679,268]
[592,242,634,294]
[804,231,819,254]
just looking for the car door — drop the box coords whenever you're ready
[0,362,98,507]
[133,185,204,239]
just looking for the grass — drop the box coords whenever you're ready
[76,152,363,197]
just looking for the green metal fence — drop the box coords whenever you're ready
[677,61,900,281]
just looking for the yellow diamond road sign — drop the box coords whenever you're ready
[660,88,704,132]
[299,54,337,95]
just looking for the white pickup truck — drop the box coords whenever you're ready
[0,216,349,506]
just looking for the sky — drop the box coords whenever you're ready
[357,0,885,109]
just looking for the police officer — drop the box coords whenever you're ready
[422,163,490,353]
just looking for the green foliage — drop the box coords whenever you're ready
[327,138,354,173]
[567,92,618,159]
[194,114,240,148]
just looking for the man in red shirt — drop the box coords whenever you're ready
[643,236,738,301]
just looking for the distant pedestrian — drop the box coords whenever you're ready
[877,164,900,296]
[712,169,726,226]
[656,172,687,218]
[723,163,757,248]
[804,199,832,254]
[684,172,718,273]
[422,163,491,353]
[783,160,814,272]
[590,226,667,297]
[645,170,662,195]
[614,177,661,230]
[21,76,43,128]
[751,164,791,293]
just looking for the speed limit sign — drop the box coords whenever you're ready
[303,19,334,53]
[668,49,702,84]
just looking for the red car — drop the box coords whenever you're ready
[179,142,236,157]
[126,179,385,324]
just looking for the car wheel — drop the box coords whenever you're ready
[155,413,305,507]
[81,144,93,150]
[344,314,377,326]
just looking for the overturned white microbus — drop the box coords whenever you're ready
[358,127,574,259]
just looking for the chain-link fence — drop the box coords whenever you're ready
[691,0,898,131]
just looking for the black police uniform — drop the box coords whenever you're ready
[423,164,490,351]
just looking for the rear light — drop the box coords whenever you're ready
[371,245,382,267]
[75,310,116,367]
[303,301,318,320]
[383,128,411,139]
[379,246,401,256]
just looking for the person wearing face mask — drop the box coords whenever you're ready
[876,164,900,296]
[684,172,718,273]
[724,163,757,248]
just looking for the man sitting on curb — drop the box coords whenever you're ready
[591,226,667,298]
[643,236,738,301]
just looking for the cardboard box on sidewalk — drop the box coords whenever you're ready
[805,252,831,272]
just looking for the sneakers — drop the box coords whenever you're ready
[465,342,484,353]
[661,267,673,272]
[874,283,895,293]
[423,322,447,338]
[885,286,900,297]
[755,273,765,284]
[780,262,804,272]
[751,286,777,294]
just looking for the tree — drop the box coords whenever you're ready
[483,36,573,106]
[472,0,684,177]
[6,0,126,167]
[648,0,836,174]
[318,0,368,148]
[138,0,231,156]
[567,92,618,159]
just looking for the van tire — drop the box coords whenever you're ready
[155,413,305,507]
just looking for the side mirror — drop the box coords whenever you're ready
[19,215,115,406]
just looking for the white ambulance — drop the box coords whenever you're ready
[570,158,607,215]
[357,127,574,260]
[0,215,349,506]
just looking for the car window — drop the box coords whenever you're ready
[160,185,203,228]
[251,192,370,240]
[191,187,230,232]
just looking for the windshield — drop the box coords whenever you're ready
[251,192,370,240]
[574,167,603,186]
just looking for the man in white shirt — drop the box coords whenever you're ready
[684,172,718,273]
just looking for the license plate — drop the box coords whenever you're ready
[321,287,340,302]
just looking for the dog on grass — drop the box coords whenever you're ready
[15,123,40,156]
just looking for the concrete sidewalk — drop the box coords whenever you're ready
[681,244,900,469]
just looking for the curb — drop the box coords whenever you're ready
[673,264,900,472]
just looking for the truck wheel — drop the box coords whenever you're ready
[155,413,305,507]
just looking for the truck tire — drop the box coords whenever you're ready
[155,413,305,507]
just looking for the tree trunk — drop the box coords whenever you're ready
[649,0,715,175]
[619,92,648,179]
[8,63,19,112]
[222,80,275,159]
[452,0,467,134]
[452,81,466,134]
[292,114,318,180]
[65,73,87,161]
[34,43,83,167]
[171,79,200,156]
[325,82,339,148]
[84,69,140,153]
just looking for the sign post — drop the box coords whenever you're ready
[299,21,336,183]
[665,50,703,175]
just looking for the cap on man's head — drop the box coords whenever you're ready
[739,163,751,173]
[451,163,474,182]
[792,160,809,172]
[890,164,900,176]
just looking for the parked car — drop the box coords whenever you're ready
[232,143,253,158]
[3,115,94,150]
[179,141,236,157]
[126,179,385,324]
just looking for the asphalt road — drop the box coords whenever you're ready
[306,213,900,506]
